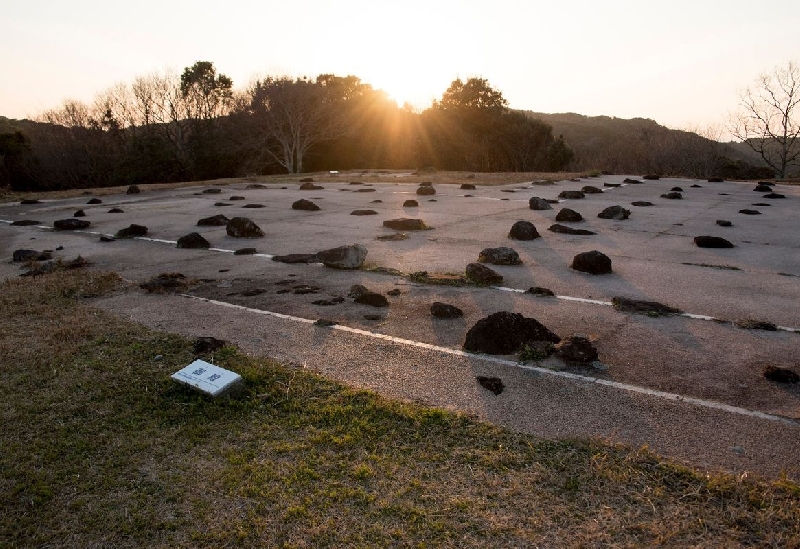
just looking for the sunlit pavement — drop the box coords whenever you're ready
[2,173,799,479]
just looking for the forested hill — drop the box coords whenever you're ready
[525,111,772,179]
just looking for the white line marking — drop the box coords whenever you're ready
[181,294,798,426]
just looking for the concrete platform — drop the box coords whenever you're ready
[2,173,799,479]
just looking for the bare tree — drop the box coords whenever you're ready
[247,77,343,173]
[731,61,800,178]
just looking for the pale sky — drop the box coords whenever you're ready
[2,0,798,134]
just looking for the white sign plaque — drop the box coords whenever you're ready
[171,359,243,397]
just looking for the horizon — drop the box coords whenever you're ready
[2,0,799,137]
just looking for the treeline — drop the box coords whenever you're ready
[0,63,573,191]
[528,112,775,180]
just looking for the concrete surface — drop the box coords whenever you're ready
[2,173,799,480]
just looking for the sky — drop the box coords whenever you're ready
[2,0,799,136]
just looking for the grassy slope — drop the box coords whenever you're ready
[1,270,799,548]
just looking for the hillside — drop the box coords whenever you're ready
[525,111,773,178]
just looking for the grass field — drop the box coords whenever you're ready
[1,269,799,548]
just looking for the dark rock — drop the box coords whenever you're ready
[226,217,264,238]
[197,214,229,226]
[354,292,389,307]
[348,284,369,298]
[431,302,464,318]
[597,206,631,221]
[246,183,266,189]
[10,220,41,226]
[299,182,323,190]
[177,232,211,249]
[754,184,772,192]
[661,192,683,199]
[763,366,799,383]
[571,250,612,274]
[299,177,314,183]
[115,224,148,238]
[354,188,376,193]
[529,197,553,210]
[707,177,723,182]
[508,220,540,240]
[716,220,732,227]
[403,199,419,207]
[604,183,621,188]
[317,244,367,269]
[127,185,141,194]
[214,202,232,207]
[752,203,771,206]
[735,319,777,331]
[351,209,378,216]
[108,208,124,213]
[548,224,596,235]
[363,314,382,321]
[387,289,402,296]
[383,218,428,230]
[558,190,585,199]
[464,194,474,197]
[526,286,555,297]
[554,334,598,364]
[349,181,363,185]
[690,184,702,188]
[20,199,41,205]
[73,209,86,217]
[371,199,383,203]
[314,319,338,327]
[234,247,257,255]
[229,196,245,201]
[694,236,734,248]
[476,376,504,395]
[416,186,436,195]
[623,178,643,184]
[763,193,786,199]
[202,188,222,194]
[293,285,319,294]
[718,193,730,196]
[581,185,603,193]
[501,189,516,193]
[292,199,320,211]
[99,235,115,242]
[556,208,583,222]
[272,253,318,264]
[465,263,503,285]
[463,311,560,354]
[377,233,407,241]
[631,201,653,207]
[242,203,265,208]
[461,183,476,190]
[194,336,226,355]
[642,174,660,180]
[312,296,346,306]
[739,209,761,215]
[139,273,189,293]
[13,249,52,262]
[87,198,102,204]
[478,246,522,265]
[54,218,90,230]
[612,296,682,316]
[670,187,684,192]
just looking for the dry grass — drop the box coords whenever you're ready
[2,270,799,548]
